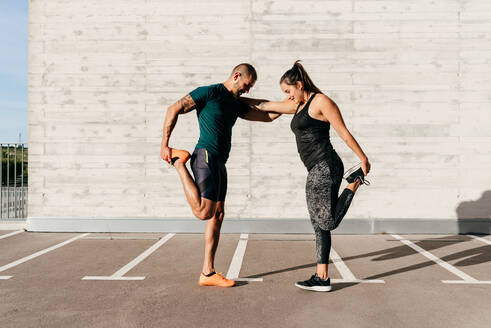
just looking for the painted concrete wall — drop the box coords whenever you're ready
[28,0,491,222]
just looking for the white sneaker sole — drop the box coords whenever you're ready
[343,162,362,180]
[295,283,332,292]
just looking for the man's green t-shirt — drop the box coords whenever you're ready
[189,83,250,163]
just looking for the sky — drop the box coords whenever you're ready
[0,1,28,144]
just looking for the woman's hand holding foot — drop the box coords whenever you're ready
[361,159,371,176]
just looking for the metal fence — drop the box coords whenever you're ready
[1,144,28,220]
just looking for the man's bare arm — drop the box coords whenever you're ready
[160,95,196,162]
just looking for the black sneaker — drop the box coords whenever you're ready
[343,163,370,185]
[295,274,332,292]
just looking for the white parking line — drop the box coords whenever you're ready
[0,230,23,240]
[83,236,160,240]
[468,234,491,246]
[227,235,383,283]
[442,280,491,284]
[226,234,263,282]
[83,233,175,281]
[391,234,491,285]
[0,233,90,280]
[330,247,385,284]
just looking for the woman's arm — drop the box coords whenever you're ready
[242,109,281,122]
[240,97,297,114]
[317,95,371,175]
[238,97,281,122]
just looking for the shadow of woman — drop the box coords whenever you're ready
[242,193,491,292]
[244,235,467,280]
[245,235,491,292]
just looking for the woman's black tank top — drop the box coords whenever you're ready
[290,93,334,171]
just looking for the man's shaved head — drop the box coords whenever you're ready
[231,63,257,81]
[224,63,257,97]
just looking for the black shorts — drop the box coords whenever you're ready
[190,148,227,202]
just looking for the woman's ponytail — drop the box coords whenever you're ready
[280,60,323,94]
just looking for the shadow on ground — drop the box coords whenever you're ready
[246,234,491,291]
[242,193,491,291]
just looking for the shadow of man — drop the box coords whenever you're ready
[456,190,491,234]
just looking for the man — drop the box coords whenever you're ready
[160,63,279,287]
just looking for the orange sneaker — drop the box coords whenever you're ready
[198,272,236,287]
[170,148,191,165]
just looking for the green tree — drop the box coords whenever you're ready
[1,146,28,187]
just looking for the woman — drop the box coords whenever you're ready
[255,61,371,292]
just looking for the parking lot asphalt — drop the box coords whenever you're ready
[1,230,490,328]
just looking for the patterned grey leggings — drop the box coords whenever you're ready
[306,155,355,264]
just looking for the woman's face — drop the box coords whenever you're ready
[280,81,304,104]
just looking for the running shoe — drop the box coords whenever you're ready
[343,163,370,185]
[295,274,332,292]
[169,148,191,165]
[198,272,236,287]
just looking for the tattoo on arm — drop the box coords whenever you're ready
[177,95,197,114]
[162,94,195,145]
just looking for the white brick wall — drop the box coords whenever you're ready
[28,0,491,220]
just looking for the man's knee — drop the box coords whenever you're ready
[214,202,225,221]
[214,207,224,219]
[193,202,217,221]
[198,209,224,222]
[194,209,214,221]
[194,199,224,220]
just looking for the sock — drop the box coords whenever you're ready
[205,271,216,277]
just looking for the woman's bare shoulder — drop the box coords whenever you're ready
[315,93,336,105]
[311,94,338,112]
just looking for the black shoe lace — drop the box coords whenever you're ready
[356,176,370,186]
